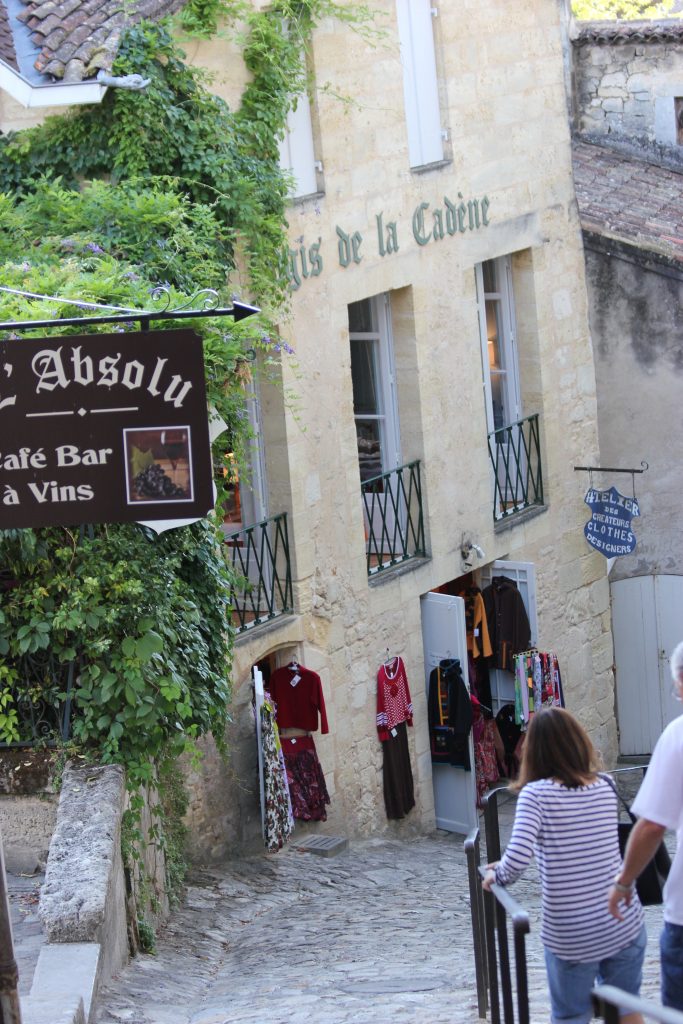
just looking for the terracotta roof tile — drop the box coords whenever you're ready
[13,0,184,81]
[0,1,19,70]
[572,140,683,261]
[574,20,683,46]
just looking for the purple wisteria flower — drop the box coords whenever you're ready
[85,242,104,254]
[259,334,293,356]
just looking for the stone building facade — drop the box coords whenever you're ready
[183,0,617,858]
[0,0,618,858]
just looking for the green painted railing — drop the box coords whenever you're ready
[224,512,293,632]
[361,460,426,576]
[488,414,543,521]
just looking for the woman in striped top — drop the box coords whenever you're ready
[483,707,645,1024]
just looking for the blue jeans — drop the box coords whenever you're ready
[544,925,647,1024]
[661,922,683,1011]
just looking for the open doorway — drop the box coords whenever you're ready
[421,561,538,831]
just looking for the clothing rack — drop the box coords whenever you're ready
[253,666,266,839]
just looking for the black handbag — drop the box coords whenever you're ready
[604,774,672,906]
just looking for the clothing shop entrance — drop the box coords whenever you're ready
[421,561,546,834]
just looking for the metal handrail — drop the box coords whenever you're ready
[360,459,426,576]
[224,512,293,632]
[473,770,653,1024]
[487,414,543,521]
[479,864,531,1024]
[592,985,683,1024]
[465,828,489,1019]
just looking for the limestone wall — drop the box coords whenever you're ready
[583,235,683,582]
[183,0,616,858]
[572,23,683,162]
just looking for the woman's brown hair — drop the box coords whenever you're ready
[509,706,601,793]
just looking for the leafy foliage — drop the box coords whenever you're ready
[572,0,682,18]
[0,519,234,771]
[0,0,377,913]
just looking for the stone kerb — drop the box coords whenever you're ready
[35,762,128,1021]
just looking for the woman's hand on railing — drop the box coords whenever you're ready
[482,861,499,891]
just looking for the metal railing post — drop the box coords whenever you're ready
[479,868,531,1024]
[465,828,489,1018]
[0,829,21,1024]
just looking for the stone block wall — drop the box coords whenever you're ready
[572,22,683,162]
[176,0,616,856]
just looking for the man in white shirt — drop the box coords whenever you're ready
[608,641,683,1010]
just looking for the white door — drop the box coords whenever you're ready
[420,592,478,834]
[612,574,683,755]
[479,561,538,715]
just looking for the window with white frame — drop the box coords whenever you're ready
[278,89,319,199]
[395,0,444,168]
[348,294,401,484]
[222,381,269,535]
[475,255,521,434]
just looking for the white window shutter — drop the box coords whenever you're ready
[395,0,443,167]
[278,90,318,198]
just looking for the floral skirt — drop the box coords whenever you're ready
[281,736,330,821]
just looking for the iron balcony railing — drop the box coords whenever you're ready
[224,512,293,633]
[0,650,76,749]
[361,460,426,576]
[488,414,543,522]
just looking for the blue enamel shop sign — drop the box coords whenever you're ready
[584,486,640,557]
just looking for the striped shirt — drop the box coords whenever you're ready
[494,777,644,961]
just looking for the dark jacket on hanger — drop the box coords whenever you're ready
[483,577,531,673]
[427,658,472,770]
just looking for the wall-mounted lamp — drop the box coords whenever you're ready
[460,535,486,569]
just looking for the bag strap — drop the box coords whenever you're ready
[600,772,637,824]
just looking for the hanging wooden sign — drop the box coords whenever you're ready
[0,328,214,529]
[584,486,640,558]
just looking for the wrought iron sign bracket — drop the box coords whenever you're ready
[0,286,260,334]
[573,462,649,475]
[575,461,648,502]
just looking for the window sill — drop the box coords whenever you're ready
[367,555,431,587]
[493,503,548,534]
[410,158,452,175]
[288,190,325,207]
[234,612,299,643]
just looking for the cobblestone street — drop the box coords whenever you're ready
[93,796,667,1024]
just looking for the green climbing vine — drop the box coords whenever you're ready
[0,0,378,926]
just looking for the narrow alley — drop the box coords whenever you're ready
[93,811,665,1024]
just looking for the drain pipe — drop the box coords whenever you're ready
[0,829,21,1024]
